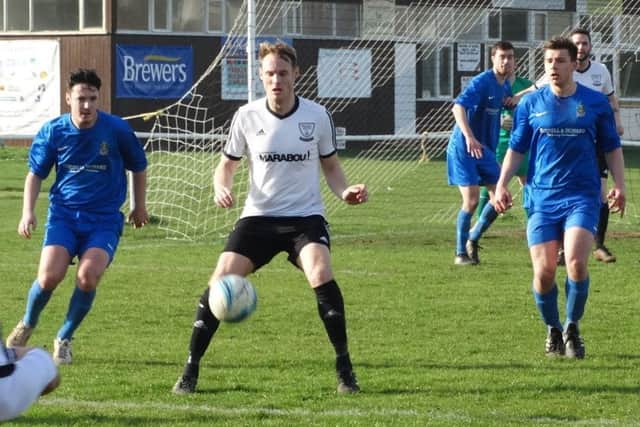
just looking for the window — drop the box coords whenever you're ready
[33,0,77,31]
[619,51,640,98]
[83,0,103,29]
[302,2,332,36]
[117,0,148,30]
[502,10,528,42]
[533,12,546,41]
[208,0,223,32]
[2,0,103,32]
[488,11,500,39]
[153,0,169,31]
[256,0,282,35]
[284,1,301,35]
[420,45,452,99]
[6,0,28,31]
[335,2,360,37]
[487,9,528,42]
[172,0,205,33]
[225,0,243,31]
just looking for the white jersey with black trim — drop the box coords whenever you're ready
[536,60,614,95]
[224,96,337,218]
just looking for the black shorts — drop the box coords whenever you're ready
[224,215,331,271]
[597,151,608,179]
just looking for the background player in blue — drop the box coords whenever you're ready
[172,42,367,395]
[5,69,149,365]
[494,38,626,359]
[446,41,514,265]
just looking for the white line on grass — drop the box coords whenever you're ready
[38,398,629,425]
[40,397,419,418]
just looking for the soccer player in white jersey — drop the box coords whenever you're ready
[494,37,626,359]
[172,41,368,394]
[517,28,624,264]
[0,322,60,421]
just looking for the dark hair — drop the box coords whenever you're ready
[569,27,591,43]
[258,41,298,69]
[68,68,101,91]
[491,40,514,56]
[543,37,578,62]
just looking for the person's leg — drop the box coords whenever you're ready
[527,213,565,356]
[7,246,71,348]
[455,185,479,265]
[561,223,595,359]
[298,243,358,393]
[173,252,254,394]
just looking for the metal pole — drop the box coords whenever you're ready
[247,0,256,102]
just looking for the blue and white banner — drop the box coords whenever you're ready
[116,45,193,99]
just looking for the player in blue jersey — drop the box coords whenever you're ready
[447,40,514,265]
[5,69,149,365]
[494,37,626,359]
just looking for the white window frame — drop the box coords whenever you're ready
[531,11,547,42]
[151,0,171,32]
[284,1,301,36]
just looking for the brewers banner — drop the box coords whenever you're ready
[116,45,193,99]
[0,39,60,136]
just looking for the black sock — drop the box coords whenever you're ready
[182,287,220,378]
[314,280,349,363]
[596,202,609,248]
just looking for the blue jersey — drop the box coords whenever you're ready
[510,84,620,213]
[448,69,511,154]
[29,111,147,214]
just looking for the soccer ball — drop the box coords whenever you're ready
[208,274,257,323]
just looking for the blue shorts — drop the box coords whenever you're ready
[43,207,124,261]
[526,203,599,247]
[446,144,500,186]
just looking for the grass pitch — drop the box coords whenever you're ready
[1,146,639,426]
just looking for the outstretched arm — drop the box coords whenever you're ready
[214,155,241,208]
[320,154,367,205]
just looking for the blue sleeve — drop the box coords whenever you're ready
[455,74,484,110]
[116,119,147,172]
[28,124,56,179]
[596,102,621,154]
[509,101,532,154]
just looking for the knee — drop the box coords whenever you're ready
[567,260,588,281]
[75,271,100,291]
[37,273,65,291]
[307,269,333,287]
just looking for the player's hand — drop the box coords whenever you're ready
[465,136,484,159]
[493,187,513,214]
[214,186,234,208]
[616,123,624,137]
[342,184,368,205]
[128,207,149,228]
[17,213,37,239]
[607,188,625,217]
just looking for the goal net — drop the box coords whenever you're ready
[139,0,640,241]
